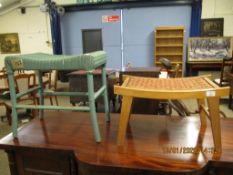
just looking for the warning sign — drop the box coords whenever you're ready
[102,15,120,23]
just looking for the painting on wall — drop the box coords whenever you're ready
[188,37,232,62]
[0,33,21,54]
[201,18,224,37]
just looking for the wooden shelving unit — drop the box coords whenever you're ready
[154,26,185,77]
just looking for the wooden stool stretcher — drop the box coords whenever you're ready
[114,75,229,152]
[5,51,110,143]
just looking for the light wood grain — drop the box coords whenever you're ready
[115,75,230,152]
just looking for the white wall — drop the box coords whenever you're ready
[0,0,52,68]
[0,0,232,69]
[54,0,77,5]
[202,0,233,36]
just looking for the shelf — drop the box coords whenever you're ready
[155,53,183,56]
[156,36,183,39]
[169,69,182,72]
[154,26,184,77]
[156,44,183,47]
[155,61,183,64]
[156,26,184,30]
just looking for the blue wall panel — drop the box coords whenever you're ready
[123,6,191,67]
[60,5,191,69]
[60,10,122,68]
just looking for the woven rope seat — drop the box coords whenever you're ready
[5,51,110,143]
[116,75,228,99]
[125,76,213,90]
[114,75,229,153]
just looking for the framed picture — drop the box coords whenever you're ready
[201,18,224,37]
[0,33,20,54]
[188,37,232,62]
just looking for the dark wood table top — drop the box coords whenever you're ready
[188,62,222,64]
[67,68,116,76]
[1,112,233,174]
[119,67,161,85]
[121,67,161,73]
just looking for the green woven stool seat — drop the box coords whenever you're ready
[5,51,107,71]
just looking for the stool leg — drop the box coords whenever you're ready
[117,96,133,145]
[54,96,59,106]
[207,97,221,153]
[229,94,232,109]
[197,99,207,127]
[87,72,101,143]
[101,67,110,122]
[38,71,44,119]
[8,72,18,137]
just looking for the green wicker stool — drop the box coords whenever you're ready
[4,51,110,143]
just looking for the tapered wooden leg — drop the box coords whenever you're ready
[117,96,133,145]
[197,98,207,127]
[38,71,44,120]
[229,94,232,109]
[54,96,59,106]
[6,107,12,125]
[207,97,221,153]
[101,67,110,122]
[87,73,101,143]
[7,72,18,137]
[49,97,53,105]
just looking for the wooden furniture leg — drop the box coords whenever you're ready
[197,98,207,127]
[49,97,53,105]
[38,71,45,119]
[101,67,110,122]
[87,72,101,143]
[6,107,12,125]
[230,94,232,109]
[117,96,133,145]
[228,73,233,109]
[7,72,18,137]
[207,97,221,153]
[54,96,59,106]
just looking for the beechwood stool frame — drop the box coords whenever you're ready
[114,75,229,153]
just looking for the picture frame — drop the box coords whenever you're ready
[201,18,224,37]
[0,33,21,54]
[188,37,232,63]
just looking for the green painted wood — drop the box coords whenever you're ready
[16,105,90,111]
[43,91,88,96]
[4,51,107,71]
[7,72,18,137]
[38,71,44,119]
[16,86,39,99]
[4,51,110,143]
[94,86,105,100]
[101,66,110,122]
[87,72,101,142]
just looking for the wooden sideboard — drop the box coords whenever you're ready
[187,62,222,76]
[68,69,117,111]
[119,67,161,84]
[1,112,233,175]
[119,67,161,114]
